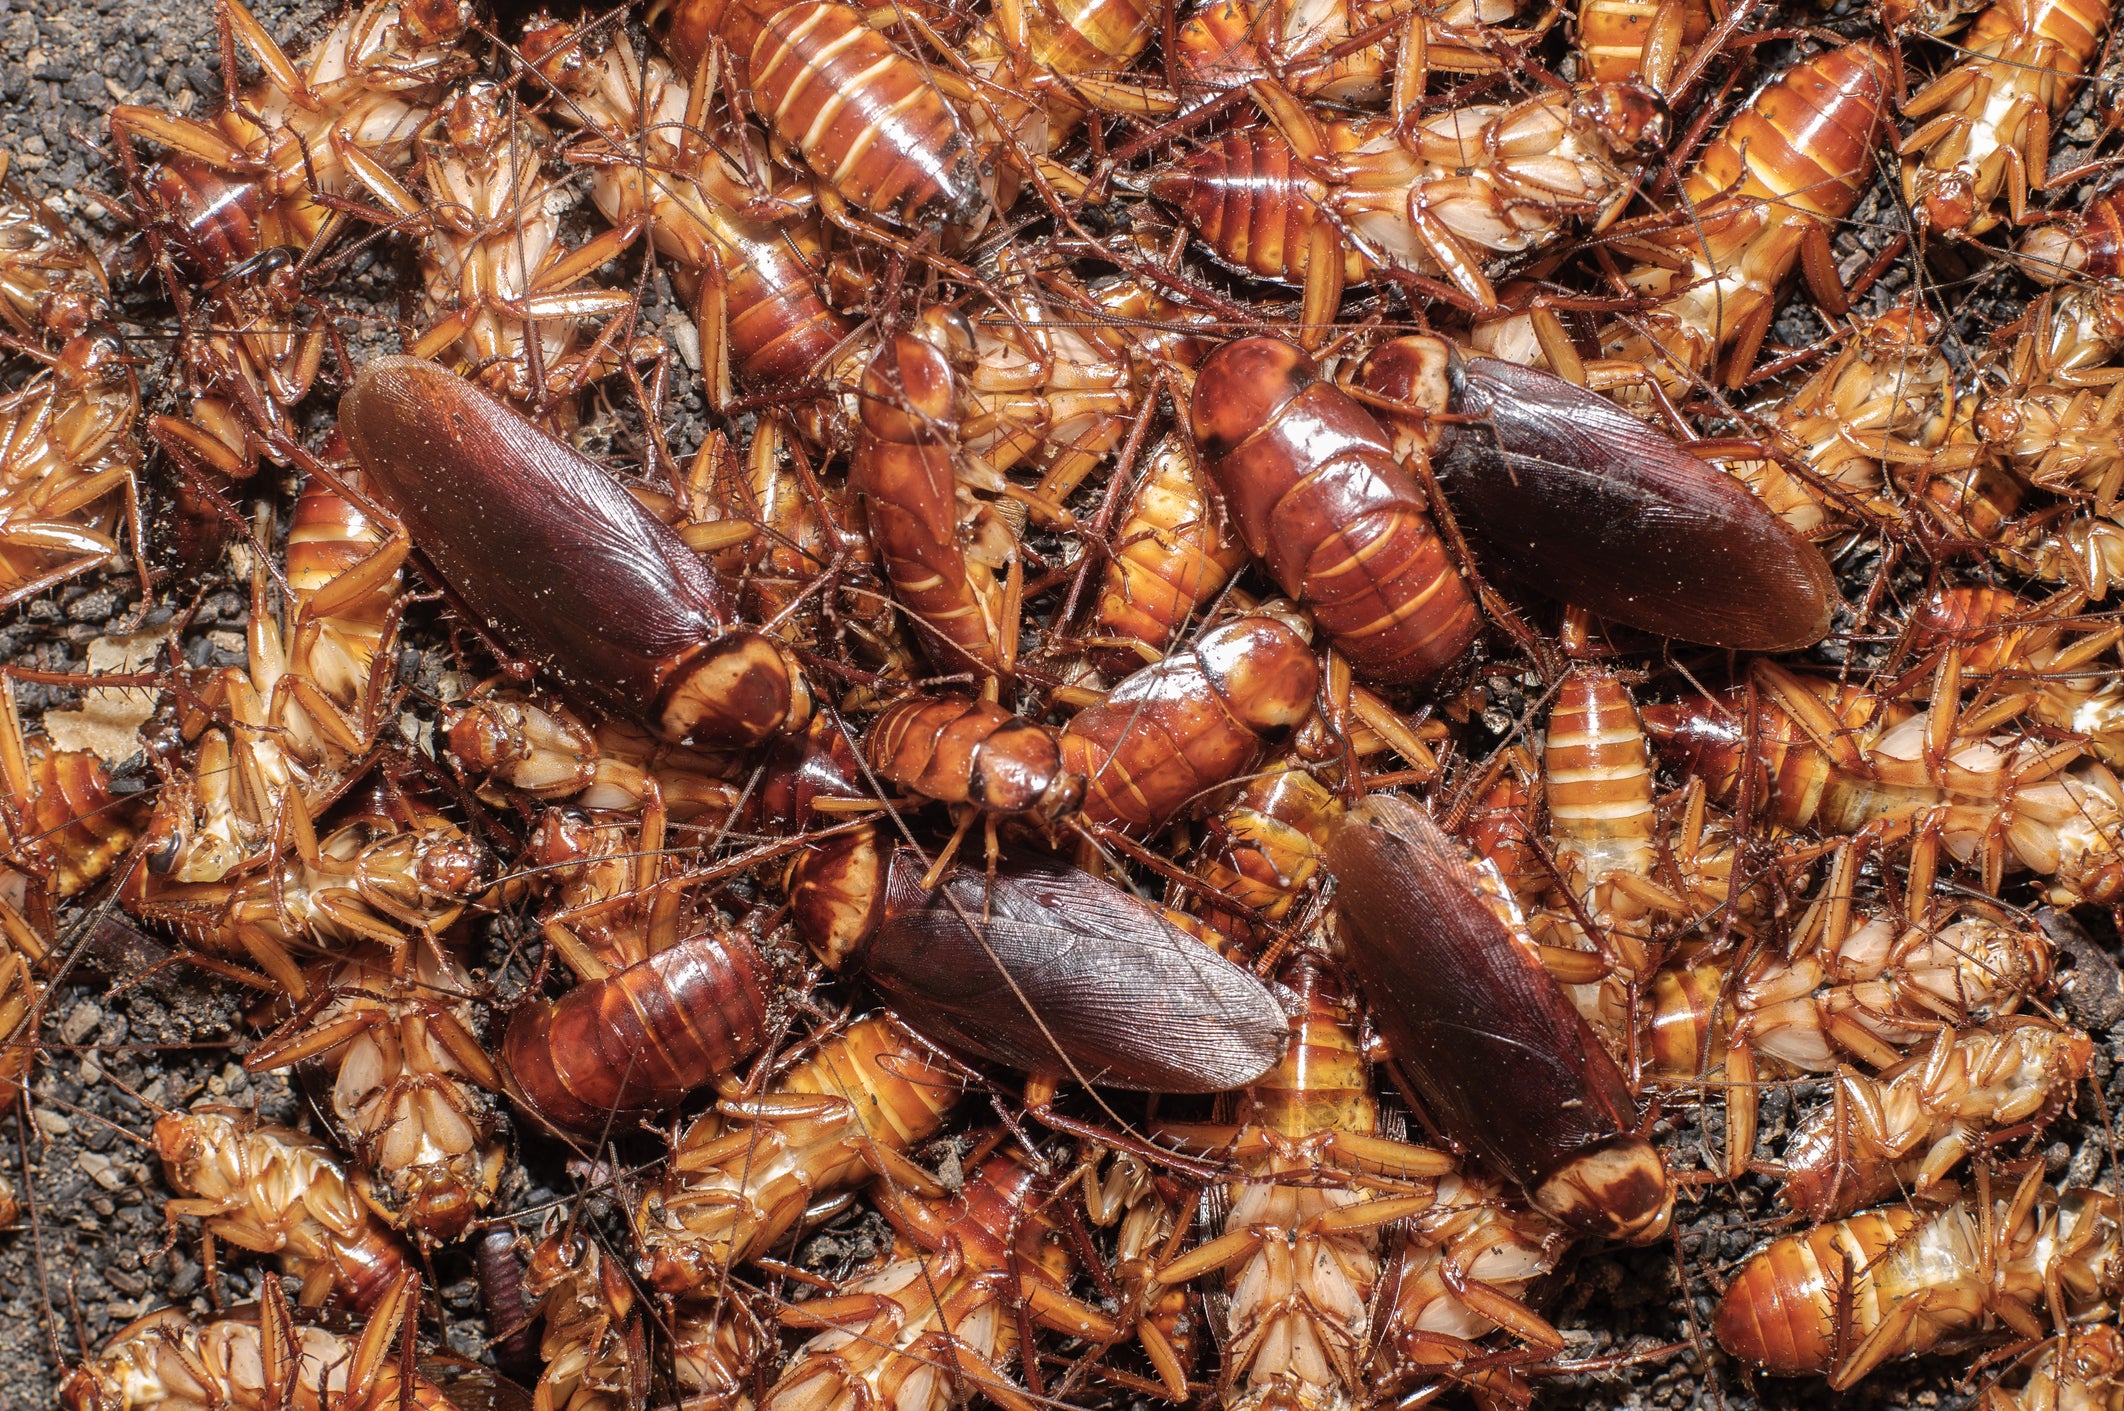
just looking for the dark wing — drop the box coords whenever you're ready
[865,850,1287,1091]
[341,357,734,718]
[1439,357,1835,651]
[1324,794,1639,1188]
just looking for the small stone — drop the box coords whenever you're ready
[32,1107,70,1137]
[78,1149,128,1190]
[59,1001,101,1045]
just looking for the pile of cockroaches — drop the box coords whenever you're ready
[4,0,2124,1400]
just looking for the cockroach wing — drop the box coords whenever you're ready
[1325,794,1674,1242]
[865,850,1287,1092]
[1437,357,1836,651]
[341,358,808,746]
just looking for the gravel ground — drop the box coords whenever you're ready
[1,0,2122,1407]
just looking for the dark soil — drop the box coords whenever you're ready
[2,0,2122,1407]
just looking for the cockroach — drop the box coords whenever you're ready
[1574,0,1711,83]
[851,320,1018,677]
[1154,960,1456,1411]
[1154,84,1660,318]
[132,787,493,999]
[849,848,1288,1092]
[0,685,140,903]
[523,1223,651,1411]
[632,1012,964,1294]
[2020,192,2124,285]
[473,1227,540,1379]
[765,1150,1117,1411]
[1191,336,1834,685]
[0,330,140,613]
[1774,1016,2093,1218]
[1094,436,1249,668]
[60,1271,454,1411]
[672,1292,770,1411]
[862,695,1085,824]
[108,0,476,282]
[1189,756,1343,943]
[1900,0,2111,236]
[343,79,654,422]
[152,1102,412,1313]
[1715,1169,2121,1388]
[1984,1326,2124,1410]
[244,940,506,1247]
[446,694,750,819]
[1405,344,1840,651]
[1379,1170,1571,1405]
[1593,41,1895,388]
[0,171,113,344]
[1059,614,1319,835]
[1079,1144,1200,1398]
[1325,794,1676,1242]
[1173,0,1539,103]
[1717,298,1961,537]
[340,357,812,748]
[531,26,851,414]
[655,0,987,228]
[1912,585,2124,765]
[1642,665,2124,905]
[501,792,775,1138]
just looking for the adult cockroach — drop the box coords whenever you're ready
[1900,0,2111,236]
[1773,1016,2093,1218]
[340,357,811,748]
[1173,0,1539,103]
[1059,614,1319,835]
[1715,1169,2122,1388]
[152,1102,412,1313]
[1154,960,1456,1411]
[655,0,987,228]
[60,1271,455,1411]
[244,939,506,1247]
[632,1012,964,1294]
[1325,793,1676,1242]
[764,1150,1117,1411]
[845,849,1288,1092]
[107,0,476,282]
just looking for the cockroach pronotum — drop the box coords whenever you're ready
[1325,793,1677,1242]
[341,357,811,747]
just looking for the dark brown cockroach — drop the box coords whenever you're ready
[341,357,811,747]
[1325,793,1676,1242]
[1358,336,1839,650]
[846,848,1288,1092]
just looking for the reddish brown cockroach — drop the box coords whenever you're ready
[1059,614,1319,835]
[1325,793,1676,1242]
[341,357,811,748]
[1715,1169,2121,1388]
[153,1101,412,1314]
